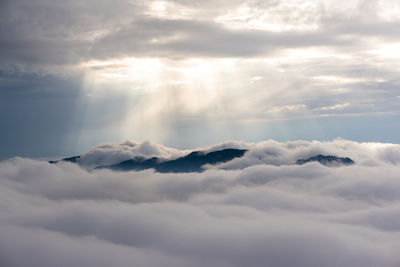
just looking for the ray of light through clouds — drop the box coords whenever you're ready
[1,0,400,266]
[81,0,399,149]
[1,0,400,157]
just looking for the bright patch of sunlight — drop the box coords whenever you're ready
[370,43,400,59]
[214,0,322,32]
[146,1,194,19]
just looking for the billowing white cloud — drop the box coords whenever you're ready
[78,140,187,168]
[1,139,400,266]
[75,138,400,169]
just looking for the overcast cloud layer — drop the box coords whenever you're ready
[1,139,400,266]
[1,0,400,159]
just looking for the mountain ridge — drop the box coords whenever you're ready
[296,154,355,166]
[50,149,355,172]
[98,148,248,173]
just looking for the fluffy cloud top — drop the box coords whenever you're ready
[78,140,187,168]
[1,139,400,266]
[75,138,399,169]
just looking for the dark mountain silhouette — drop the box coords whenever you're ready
[296,155,354,166]
[97,156,160,171]
[50,150,354,172]
[101,148,248,173]
[49,155,80,164]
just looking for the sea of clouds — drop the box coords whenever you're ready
[1,139,400,267]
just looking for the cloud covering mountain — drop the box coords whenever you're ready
[63,138,399,169]
[1,139,400,266]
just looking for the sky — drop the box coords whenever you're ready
[1,0,400,159]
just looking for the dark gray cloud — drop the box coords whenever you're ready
[2,0,400,70]
[90,18,356,59]
[0,0,145,70]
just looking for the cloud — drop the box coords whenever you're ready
[1,0,400,158]
[1,139,400,266]
[78,140,187,168]
[3,0,400,69]
[70,138,400,169]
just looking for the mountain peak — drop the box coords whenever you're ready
[296,155,355,166]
